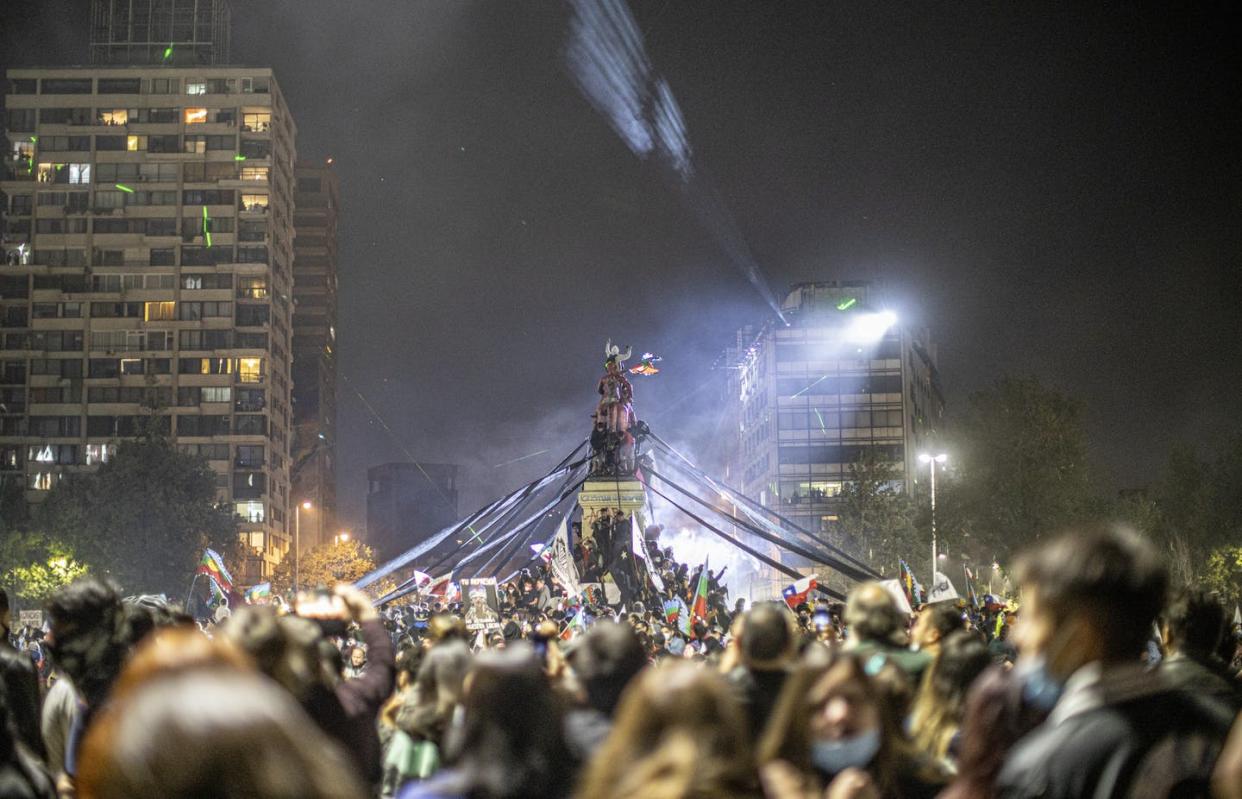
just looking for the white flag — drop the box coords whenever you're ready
[927,571,959,604]
[631,515,665,591]
[879,579,914,615]
[548,517,581,597]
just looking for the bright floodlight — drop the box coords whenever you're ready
[845,310,898,343]
[301,500,313,509]
[919,452,948,464]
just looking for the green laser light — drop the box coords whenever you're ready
[115,183,135,193]
[837,297,857,311]
[234,154,246,161]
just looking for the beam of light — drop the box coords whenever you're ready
[836,297,857,310]
[114,183,134,193]
[493,449,551,469]
[202,206,212,248]
[565,0,786,323]
[814,408,827,433]
[234,154,246,161]
[844,310,898,344]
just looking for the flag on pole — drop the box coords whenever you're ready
[898,559,924,606]
[548,517,582,596]
[963,566,979,608]
[675,596,692,637]
[690,558,710,625]
[927,572,959,604]
[560,608,585,641]
[425,573,459,603]
[409,571,433,591]
[782,574,818,609]
[663,598,681,624]
[197,549,234,594]
[630,515,665,592]
[243,582,271,604]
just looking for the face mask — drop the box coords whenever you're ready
[811,729,881,775]
[1018,655,1064,712]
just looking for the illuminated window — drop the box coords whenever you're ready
[186,80,207,95]
[239,166,269,181]
[126,135,146,151]
[241,193,268,212]
[143,301,176,321]
[85,444,115,465]
[235,500,265,523]
[28,472,58,491]
[241,111,270,132]
[184,107,208,124]
[69,163,91,184]
[236,276,268,299]
[98,108,129,125]
[237,357,263,383]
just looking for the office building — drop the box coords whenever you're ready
[366,462,460,563]
[724,281,944,535]
[0,65,297,581]
[290,162,338,552]
[90,0,232,66]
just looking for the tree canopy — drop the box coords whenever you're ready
[271,537,376,595]
[35,434,237,596]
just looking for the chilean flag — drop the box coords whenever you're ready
[783,574,818,608]
[425,573,459,602]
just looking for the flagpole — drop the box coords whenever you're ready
[184,572,200,612]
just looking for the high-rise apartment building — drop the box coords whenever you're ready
[724,281,944,536]
[366,462,460,563]
[90,0,232,66]
[0,66,297,581]
[290,162,338,552]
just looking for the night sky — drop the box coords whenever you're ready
[3,2,1239,530]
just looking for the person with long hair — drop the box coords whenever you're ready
[908,631,991,771]
[76,667,364,799]
[399,645,572,799]
[577,661,757,799]
[758,653,944,799]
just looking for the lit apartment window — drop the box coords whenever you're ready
[237,276,268,299]
[239,166,269,181]
[184,108,208,124]
[241,193,268,212]
[84,444,115,465]
[28,472,58,491]
[126,135,146,151]
[98,109,129,125]
[237,358,263,383]
[186,80,207,95]
[144,301,176,321]
[241,111,271,132]
[235,501,265,523]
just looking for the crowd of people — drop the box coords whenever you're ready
[3,521,1242,798]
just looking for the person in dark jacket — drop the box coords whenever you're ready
[562,620,647,761]
[0,590,44,762]
[996,524,1233,799]
[1159,587,1242,712]
[727,602,797,744]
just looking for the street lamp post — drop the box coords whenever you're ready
[295,500,312,593]
[919,453,948,583]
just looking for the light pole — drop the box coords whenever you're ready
[295,500,312,593]
[919,453,947,582]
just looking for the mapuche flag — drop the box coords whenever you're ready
[690,558,710,625]
[197,548,234,594]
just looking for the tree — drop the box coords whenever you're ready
[937,376,1098,562]
[1204,546,1242,607]
[36,434,237,596]
[271,538,376,595]
[0,530,89,605]
[835,447,923,577]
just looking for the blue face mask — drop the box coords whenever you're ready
[1019,655,1064,712]
[811,729,881,775]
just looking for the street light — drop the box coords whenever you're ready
[334,530,350,545]
[295,500,312,593]
[919,453,948,582]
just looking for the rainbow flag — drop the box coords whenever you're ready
[197,548,234,594]
[690,558,710,625]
